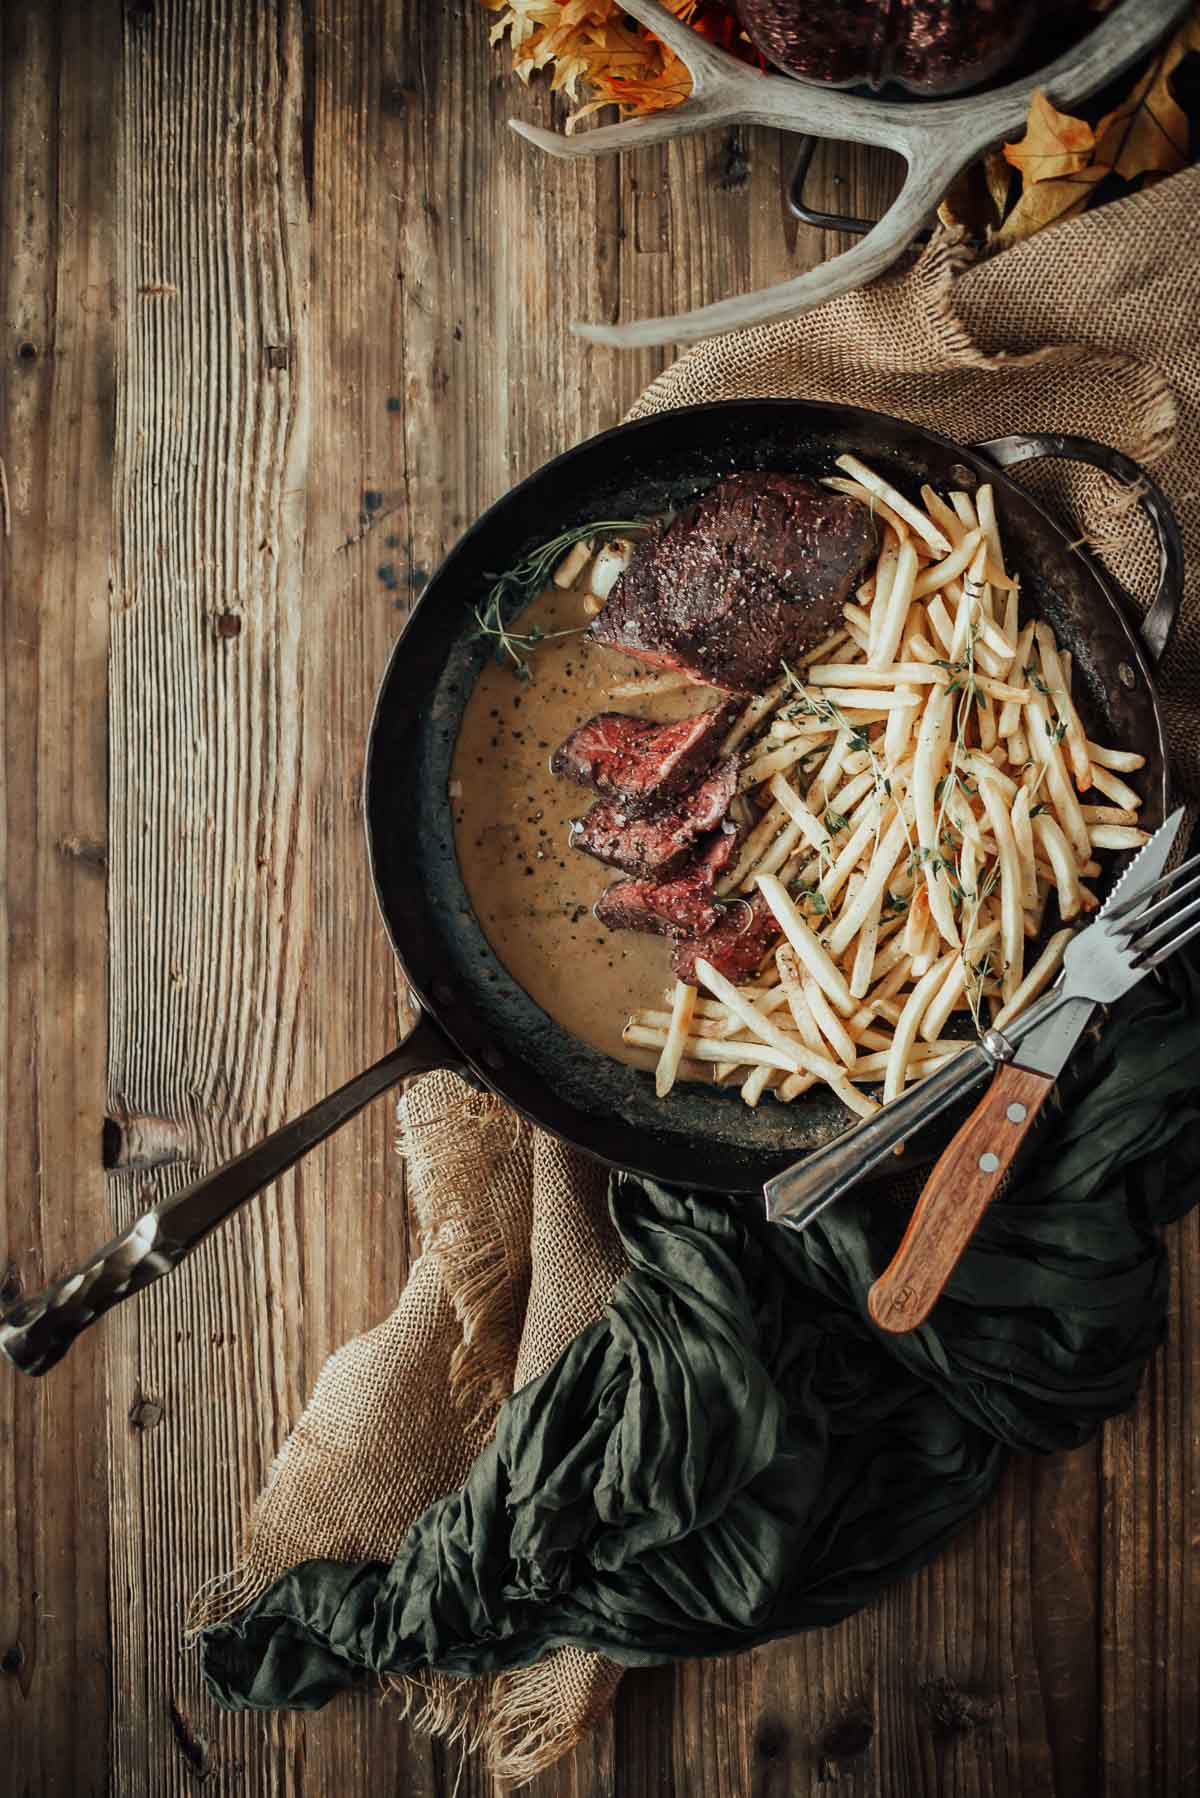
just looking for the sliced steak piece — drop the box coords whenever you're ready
[670,890,782,985]
[570,754,739,880]
[550,701,736,819]
[591,472,877,692]
[594,829,739,939]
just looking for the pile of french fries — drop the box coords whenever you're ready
[614,455,1149,1114]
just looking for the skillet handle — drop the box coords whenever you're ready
[0,1009,463,1377]
[972,433,1184,667]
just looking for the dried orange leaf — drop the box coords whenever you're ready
[1093,14,1200,181]
[1002,88,1095,182]
[993,163,1110,248]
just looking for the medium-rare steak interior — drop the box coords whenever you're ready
[591,472,877,692]
[550,701,736,817]
[594,829,738,940]
[570,754,739,880]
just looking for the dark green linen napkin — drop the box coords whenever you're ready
[202,943,1200,1712]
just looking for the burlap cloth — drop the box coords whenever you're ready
[191,167,1200,1782]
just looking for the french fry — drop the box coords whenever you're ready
[799,628,853,669]
[655,982,697,1098]
[1085,740,1146,774]
[992,928,1074,1031]
[1033,812,1083,920]
[850,891,884,1000]
[740,1064,774,1107]
[768,773,829,852]
[822,476,913,544]
[775,945,827,1050]
[1026,690,1091,863]
[717,800,788,895]
[979,776,1025,1001]
[912,685,960,946]
[624,1026,801,1075]
[757,873,857,1017]
[999,622,1035,736]
[926,593,956,657]
[950,489,979,530]
[912,528,984,600]
[834,454,953,555]
[869,537,920,668]
[1089,824,1150,850]
[1081,804,1139,826]
[825,811,911,958]
[808,662,948,688]
[866,531,900,661]
[738,733,827,792]
[819,807,888,907]
[694,957,846,1079]
[1088,763,1142,810]
[884,952,958,1101]
[722,676,790,755]
[922,920,1001,1042]
[1010,783,1038,910]
[802,975,858,1067]
[1034,622,1091,791]
[749,818,807,887]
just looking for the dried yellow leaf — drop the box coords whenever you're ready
[993,163,1110,249]
[1002,88,1096,183]
[1093,13,1200,181]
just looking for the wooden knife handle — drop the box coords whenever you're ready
[867,1063,1056,1335]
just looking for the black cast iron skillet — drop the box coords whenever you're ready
[1,402,1182,1374]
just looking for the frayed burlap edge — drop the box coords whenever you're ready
[399,1080,533,1426]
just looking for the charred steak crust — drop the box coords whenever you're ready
[670,890,781,985]
[570,754,739,879]
[591,472,877,692]
[549,701,737,819]
[594,828,739,940]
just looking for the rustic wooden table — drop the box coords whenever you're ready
[2,4,1197,1795]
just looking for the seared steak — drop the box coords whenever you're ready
[550,701,736,818]
[570,754,739,880]
[670,890,781,984]
[591,472,877,691]
[594,830,738,939]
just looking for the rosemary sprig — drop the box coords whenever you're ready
[473,518,649,680]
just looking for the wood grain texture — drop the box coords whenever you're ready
[0,2,1196,1795]
[868,1063,1057,1334]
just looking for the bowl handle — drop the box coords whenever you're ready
[972,433,1184,668]
[0,1009,464,1377]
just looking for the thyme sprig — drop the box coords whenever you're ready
[473,519,649,680]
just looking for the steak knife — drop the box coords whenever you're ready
[763,809,1186,1320]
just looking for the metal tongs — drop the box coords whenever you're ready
[763,808,1199,1330]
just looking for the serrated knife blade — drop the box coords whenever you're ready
[1007,805,1186,1080]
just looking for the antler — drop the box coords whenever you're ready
[508,0,1190,348]
[508,0,767,160]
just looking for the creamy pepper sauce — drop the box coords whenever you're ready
[450,581,726,1072]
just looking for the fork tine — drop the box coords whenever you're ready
[1107,848,1200,923]
[1132,888,1200,963]
[1118,860,1200,940]
[1141,908,1200,970]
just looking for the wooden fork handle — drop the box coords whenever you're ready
[867,1064,1056,1335]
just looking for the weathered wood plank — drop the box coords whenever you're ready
[0,4,119,1794]
[103,1,418,1791]
[2,2,1197,1796]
